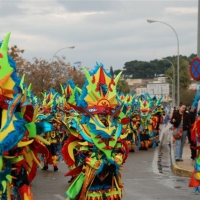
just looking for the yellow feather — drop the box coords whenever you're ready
[17,140,34,147]
[2,77,15,98]
[78,141,89,146]
[120,132,129,139]
[35,135,50,145]
[33,105,39,122]
[0,110,15,141]
[30,150,43,169]
[24,193,29,200]
[68,141,78,162]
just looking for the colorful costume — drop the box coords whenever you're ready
[60,79,82,179]
[0,33,54,199]
[119,92,135,152]
[38,89,62,171]
[131,94,163,150]
[189,146,200,193]
[62,63,129,200]
[188,91,200,192]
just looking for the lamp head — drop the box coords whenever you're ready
[147,19,156,23]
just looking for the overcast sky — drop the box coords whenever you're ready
[0,0,198,70]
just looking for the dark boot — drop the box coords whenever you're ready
[54,166,58,171]
[42,166,48,170]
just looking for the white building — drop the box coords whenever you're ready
[136,87,147,95]
[126,79,143,86]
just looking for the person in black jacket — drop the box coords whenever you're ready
[170,104,191,161]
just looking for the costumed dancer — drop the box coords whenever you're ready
[189,111,200,193]
[38,89,61,171]
[130,112,141,149]
[60,79,82,183]
[62,63,129,200]
[0,33,54,199]
[189,146,200,193]
[136,94,151,150]
[119,92,135,152]
[59,79,82,145]
[149,95,164,147]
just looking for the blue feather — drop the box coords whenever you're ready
[35,122,55,134]
[0,119,26,154]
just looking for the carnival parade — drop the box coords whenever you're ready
[0,31,200,200]
[0,32,169,200]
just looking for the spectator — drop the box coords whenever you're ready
[170,104,191,162]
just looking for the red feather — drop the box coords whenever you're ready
[191,120,200,142]
[61,135,77,167]
[64,165,83,177]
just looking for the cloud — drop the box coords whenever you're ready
[165,7,197,15]
[0,1,198,71]
[57,0,121,12]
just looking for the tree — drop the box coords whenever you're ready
[8,45,25,66]
[19,58,85,98]
[122,60,171,79]
[114,69,122,76]
[117,79,130,94]
[64,66,85,89]
[8,45,85,99]
[180,88,196,106]
[165,56,191,90]
[188,53,197,64]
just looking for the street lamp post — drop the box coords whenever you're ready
[147,19,180,106]
[51,46,75,64]
[164,74,174,107]
[51,46,75,87]
[161,58,175,107]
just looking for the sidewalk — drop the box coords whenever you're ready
[170,133,194,177]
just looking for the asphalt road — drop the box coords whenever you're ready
[31,134,200,200]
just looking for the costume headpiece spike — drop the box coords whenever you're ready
[114,71,122,85]
[60,79,80,108]
[0,32,14,87]
[27,83,32,97]
[19,74,25,92]
[60,84,64,95]
[1,32,10,52]
[80,64,120,110]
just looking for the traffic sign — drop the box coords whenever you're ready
[190,57,200,81]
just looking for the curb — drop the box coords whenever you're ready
[169,132,193,177]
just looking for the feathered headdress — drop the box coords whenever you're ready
[74,63,122,116]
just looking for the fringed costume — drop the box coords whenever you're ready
[61,63,129,200]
